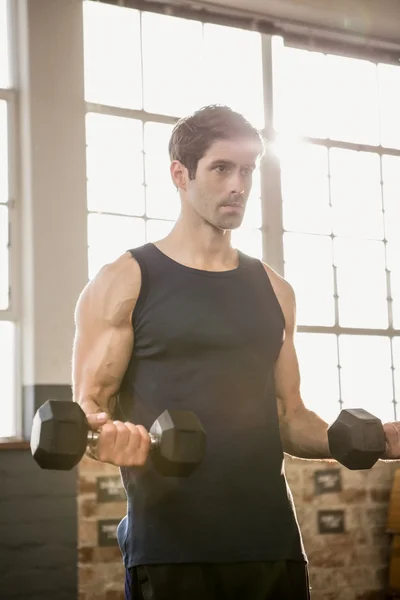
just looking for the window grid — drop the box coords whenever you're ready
[284,147,400,417]
[83,7,400,421]
[281,144,400,364]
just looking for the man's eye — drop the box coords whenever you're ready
[215,165,226,173]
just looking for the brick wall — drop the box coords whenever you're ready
[78,457,126,600]
[285,457,398,600]
[78,456,399,600]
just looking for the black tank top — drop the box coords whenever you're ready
[116,242,306,567]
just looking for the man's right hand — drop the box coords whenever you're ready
[86,411,151,467]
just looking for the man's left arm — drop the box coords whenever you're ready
[274,281,332,460]
[274,278,400,462]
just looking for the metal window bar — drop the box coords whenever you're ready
[379,150,398,420]
[294,136,400,158]
[85,103,179,125]
[327,136,344,413]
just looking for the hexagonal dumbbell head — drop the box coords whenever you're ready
[31,400,89,470]
[149,409,207,477]
[328,408,386,470]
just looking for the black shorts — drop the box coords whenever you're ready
[125,560,311,600]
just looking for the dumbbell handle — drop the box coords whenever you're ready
[87,430,159,453]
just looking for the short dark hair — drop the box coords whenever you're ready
[168,105,264,179]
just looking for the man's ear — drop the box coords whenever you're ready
[170,160,188,190]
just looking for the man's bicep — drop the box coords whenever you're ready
[275,334,304,417]
[274,282,305,417]
[73,323,134,414]
[72,255,139,415]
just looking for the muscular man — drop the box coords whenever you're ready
[72,105,400,600]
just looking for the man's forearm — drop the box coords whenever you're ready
[279,405,333,460]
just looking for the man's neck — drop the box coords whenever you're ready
[155,220,238,272]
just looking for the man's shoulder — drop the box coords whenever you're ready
[261,261,294,300]
[75,252,142,326]
[96,251,142,290]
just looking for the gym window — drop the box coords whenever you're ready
[272,39,400,425]
[82,1,400,426]
[0,0,18,438]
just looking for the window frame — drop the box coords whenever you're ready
[0,0,22,440]
[0,87,19,322]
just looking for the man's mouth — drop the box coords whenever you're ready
[220,202,244,209]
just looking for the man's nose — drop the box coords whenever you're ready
[228,171,245,195]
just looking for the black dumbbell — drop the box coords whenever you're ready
[30,400,207,477]
[328,408,387,470]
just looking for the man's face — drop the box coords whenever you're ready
[183,138,260,231]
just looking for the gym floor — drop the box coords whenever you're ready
[1,1,400,599]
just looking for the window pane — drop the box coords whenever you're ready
[203,24,264,129]
[378,63,400,149]
[144,122,179,220]
[273,42,381,145]
[0,99,8,203]
[382,155,400,254]
[88,214,145,278]
[231,228,262,260]
[283,233,335,327]
[330,149,383,240]
[334,238,388,329]
[387,240,400,279]
[0,0,10,88]
[393,338,400,414]
[272,39,328,138]
[391,274,400,330]
[295,333,340,425]
[394,302,400,330]
[326,56,379,145]
[146,219,174,243]
[86,113,144,216]
[339,335,394,422]
[279,142,331,235]
[382,155,400,329]
[83,1,142,109]
[142,13,203,116]
[0,321,15,437]
[0,204,9,309]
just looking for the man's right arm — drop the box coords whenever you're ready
[72,252,150,466]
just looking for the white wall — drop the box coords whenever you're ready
[17,0,88,387]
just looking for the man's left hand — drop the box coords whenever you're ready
[383,422,400,459]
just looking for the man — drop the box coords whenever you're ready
[72,105,400,600]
